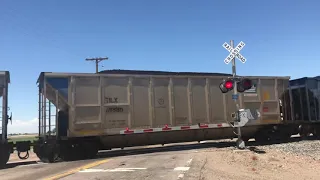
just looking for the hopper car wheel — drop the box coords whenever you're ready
[82,142,98,159]
[39,154,56,163]
[72,143,94,160]
[298,125,311,138]
[59,143,79,161]
[241,136,251,142]
[313,126,320,139]
[60,141,99,161]
[254,134,269,143]
[34,141,58,163]
[279,132,292,142]
[0,145,11,168]
[36,146,57,163]
[254,128,271,143]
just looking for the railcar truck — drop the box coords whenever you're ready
[0,71,31,168]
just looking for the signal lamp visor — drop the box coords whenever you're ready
[219,83,229,93]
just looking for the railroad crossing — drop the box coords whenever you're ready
[222,40,247,149]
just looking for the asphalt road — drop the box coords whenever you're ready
[0,158,100,180]
[60,146,200,180]
[0,137,315,180]
[0,140,228,180]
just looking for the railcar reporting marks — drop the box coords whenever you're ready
[223,41,247,64]
[106,107,124,113]
[104,97,118,104]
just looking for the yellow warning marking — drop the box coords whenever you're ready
[263,91,270,100]
[43,158,110,180]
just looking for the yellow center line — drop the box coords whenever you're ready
[43,158,111,180]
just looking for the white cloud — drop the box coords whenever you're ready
[7,118,39,134]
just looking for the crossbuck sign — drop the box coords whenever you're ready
[223,41,246,64]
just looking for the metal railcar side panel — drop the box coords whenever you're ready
[37,71,290,138]
[73,76,102,132]
[65,74,289,137]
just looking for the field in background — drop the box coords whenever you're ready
[7,134,40,163]
[7,134,38,144]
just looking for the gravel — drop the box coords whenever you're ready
[207,136,320,161]
[259,139,320,160]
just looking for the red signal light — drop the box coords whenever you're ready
[225,80,233,89]
[219,79,234,93]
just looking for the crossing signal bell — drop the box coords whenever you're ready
[219,78,253,93]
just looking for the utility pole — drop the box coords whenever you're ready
[85,57,109,73]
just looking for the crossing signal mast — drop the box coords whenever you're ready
[221,40,252,150]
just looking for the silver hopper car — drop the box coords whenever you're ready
[34,70,297,162]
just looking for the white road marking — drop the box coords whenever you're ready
[174,167,190,171]
[16,162,48,167]
[79,167,147,173]
[178,174,184,179]
[80,169,106,172]
[116,168,147,170]
[187,159,193,165]
[37,162,48,164]
[176,158,193,179]
[199,141,207,144]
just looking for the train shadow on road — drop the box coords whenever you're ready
[94,136,318,160]
[3,161,39,169]
[4,136,316,166]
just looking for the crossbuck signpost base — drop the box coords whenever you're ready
[222,40,247,150]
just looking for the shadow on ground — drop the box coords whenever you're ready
[3,160,39,169]
[4,136,317,167]
[94,136,318,160]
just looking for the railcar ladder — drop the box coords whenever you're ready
[0,105,10,140]
[39,98,56,136]
[46,101,56,135]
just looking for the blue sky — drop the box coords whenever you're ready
[1,0,319,133]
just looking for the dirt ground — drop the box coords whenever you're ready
[186,145,320,180]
